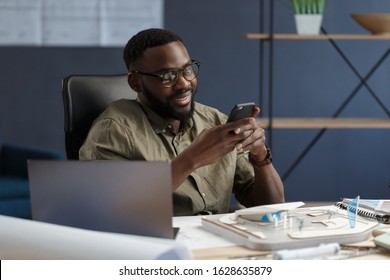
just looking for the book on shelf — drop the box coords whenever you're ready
[335,198,390,224]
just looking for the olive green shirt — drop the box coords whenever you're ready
[79,99,256,216]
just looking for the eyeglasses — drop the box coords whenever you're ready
[131,60,200,88]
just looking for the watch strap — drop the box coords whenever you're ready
[249,145,272,168]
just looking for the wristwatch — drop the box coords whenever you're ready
[249,145,272,167]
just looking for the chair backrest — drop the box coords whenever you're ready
[62,74,137,160]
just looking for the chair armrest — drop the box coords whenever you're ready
[1,144,64,178]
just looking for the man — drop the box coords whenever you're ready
[79,28,284,216]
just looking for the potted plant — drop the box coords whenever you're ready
[291,0,326,35]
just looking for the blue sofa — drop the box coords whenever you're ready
[0,144,64,219]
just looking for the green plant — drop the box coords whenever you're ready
[291,0,326,14]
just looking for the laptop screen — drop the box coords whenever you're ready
[28,160,175,239]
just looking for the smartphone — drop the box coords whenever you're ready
[227,102,256,123]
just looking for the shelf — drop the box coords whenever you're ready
[261,118,390,129]
[243,33,390,40]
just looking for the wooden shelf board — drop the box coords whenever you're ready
[260,118,390,129]
[243,33,390,40]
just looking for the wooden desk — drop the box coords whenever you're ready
[192,245,390,260]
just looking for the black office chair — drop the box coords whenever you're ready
[61,74,137,160]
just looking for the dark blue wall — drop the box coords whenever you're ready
[1,0,389,201]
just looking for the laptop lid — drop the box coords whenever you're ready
[28,160,175,239]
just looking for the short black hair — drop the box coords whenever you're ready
[123,28,184,71]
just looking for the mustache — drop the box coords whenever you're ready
[170,87,194,99]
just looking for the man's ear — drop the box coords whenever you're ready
[128,72,141,93]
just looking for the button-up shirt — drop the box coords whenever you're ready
[79,99,256,216]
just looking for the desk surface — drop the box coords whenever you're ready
[173,203,390,260]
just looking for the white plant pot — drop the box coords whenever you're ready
[294,14,323,35]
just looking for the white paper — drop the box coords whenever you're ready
[0,215,192,260]
[174,216,237,249]
[0,0,164,46]
[0,0,41,45]
[42,0,100,46]
[100,0,164,47]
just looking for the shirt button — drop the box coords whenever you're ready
[201,193,206,197]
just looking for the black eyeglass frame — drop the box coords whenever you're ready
[130,59,200,88]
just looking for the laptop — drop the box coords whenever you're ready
[27,160,176,239]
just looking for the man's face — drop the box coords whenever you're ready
[134,41,197,122]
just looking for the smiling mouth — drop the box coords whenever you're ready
[173,92,191,106]
[176,95,189,101]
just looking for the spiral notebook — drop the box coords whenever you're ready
[335,198,390,224]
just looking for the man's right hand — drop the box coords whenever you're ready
[171,116,260,189]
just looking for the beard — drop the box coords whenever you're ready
[141,87,196,123]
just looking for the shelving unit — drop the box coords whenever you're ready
[247,1,390,180]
